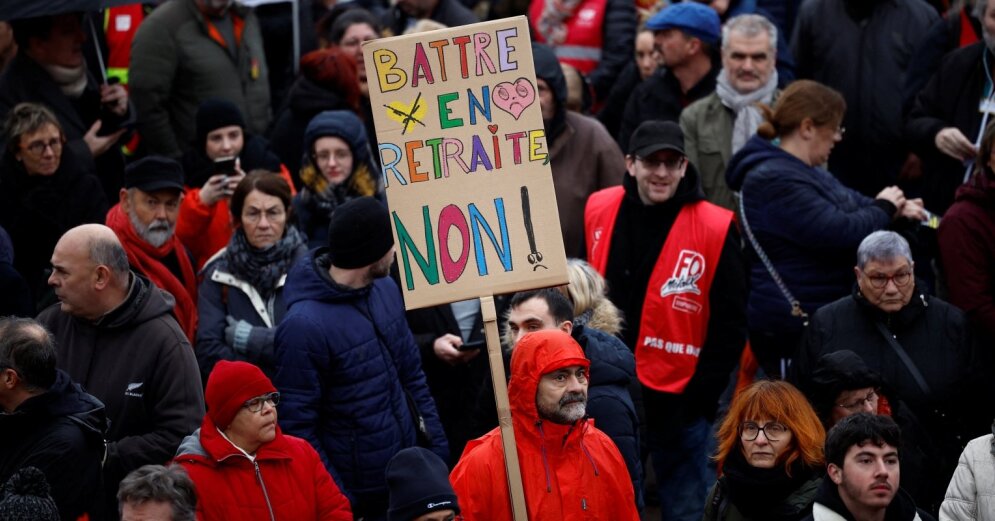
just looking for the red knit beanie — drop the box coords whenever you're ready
[205,361,277,429]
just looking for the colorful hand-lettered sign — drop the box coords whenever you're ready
[363,17,567,310]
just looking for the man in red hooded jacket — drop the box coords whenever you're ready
[449,329,639,519]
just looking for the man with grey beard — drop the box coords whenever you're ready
[450,329,640,519]
[105,156,199,341]
[907,0,995,214]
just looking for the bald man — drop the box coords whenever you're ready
[36,224,204,516]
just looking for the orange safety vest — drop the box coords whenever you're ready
[529,0,606,74]
[585,186,733,393]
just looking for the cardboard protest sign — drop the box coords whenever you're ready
[363,16,567,310]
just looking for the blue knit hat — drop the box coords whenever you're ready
[645,2,721,44]
[303,110,371,168]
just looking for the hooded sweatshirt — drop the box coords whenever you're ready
[36,274,205,487]
[450,330,640,520]
[938,170,995,341]
[0,370,106,520]
[534,43,624,257]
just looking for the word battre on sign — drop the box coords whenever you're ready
[372,27,549,186]
[365,17,567,307]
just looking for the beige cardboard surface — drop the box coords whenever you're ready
[363,17,567,310]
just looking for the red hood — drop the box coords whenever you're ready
[175,414,291,465]
[509,330,591,427]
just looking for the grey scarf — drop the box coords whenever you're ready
[716,69,778,154]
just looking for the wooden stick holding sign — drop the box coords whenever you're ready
[362,17,568,520]
[480,295,528,519]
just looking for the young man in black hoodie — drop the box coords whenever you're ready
[805,413,935,521]
[583,120,747,521]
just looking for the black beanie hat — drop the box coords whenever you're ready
[0,467,59,521]
[196,98,245,149]
[327,197,394,269]
[386,447,460,521]
[808,350,882,422]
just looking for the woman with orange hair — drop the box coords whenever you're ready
[702,379,826,521]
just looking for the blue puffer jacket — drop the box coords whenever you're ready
[574,324,644,512]
[274,249,448,501]
[725,136,892,335]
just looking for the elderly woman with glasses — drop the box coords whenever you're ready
[195,172,307,382]
[0,102,108,307]
[174,360,352,520]
[725,80,928,379]
[702,379,826,521]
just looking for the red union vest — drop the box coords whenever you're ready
[585,187,733,393]
[528,0,606,74]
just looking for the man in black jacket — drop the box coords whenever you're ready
[797,230,977,513]
[802,414,934,521]
[37,224,204,520]
[584,120,747,521]
[0,316,106,521]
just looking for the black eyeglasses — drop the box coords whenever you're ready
[740,421,788,441]
[836,388,879,412]
[636,155,686,171]
[22,137,64,156]
[862,270,912,289]
[243,392,280,413]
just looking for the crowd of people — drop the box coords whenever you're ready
[0,0,994,520]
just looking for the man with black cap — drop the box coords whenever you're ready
[38,223,204,519]
[386,447,460,521]
[584,119,746,521]
[105,156,198,341]
[617,2,721,151]
[275,196,447,521]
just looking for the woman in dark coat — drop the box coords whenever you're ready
[195,172,307,381]
[293,110,383,249]
[725,80,921,378]
[0,102,107,308]
[703,380,825,521]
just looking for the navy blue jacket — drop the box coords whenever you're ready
[726,136,892,335]
[274,249,448,501]
[574,325,644,511]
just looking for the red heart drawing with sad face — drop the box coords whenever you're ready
[492,78,537,120]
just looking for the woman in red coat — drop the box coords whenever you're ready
[174,360,352,520]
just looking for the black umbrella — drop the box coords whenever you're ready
[0,0,139,20]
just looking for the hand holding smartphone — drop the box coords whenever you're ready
[457,339,486,351]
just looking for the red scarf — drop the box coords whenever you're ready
[106,204,198,342]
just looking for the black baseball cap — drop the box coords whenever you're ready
[628,120,685,158]
[124,156,185,193]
